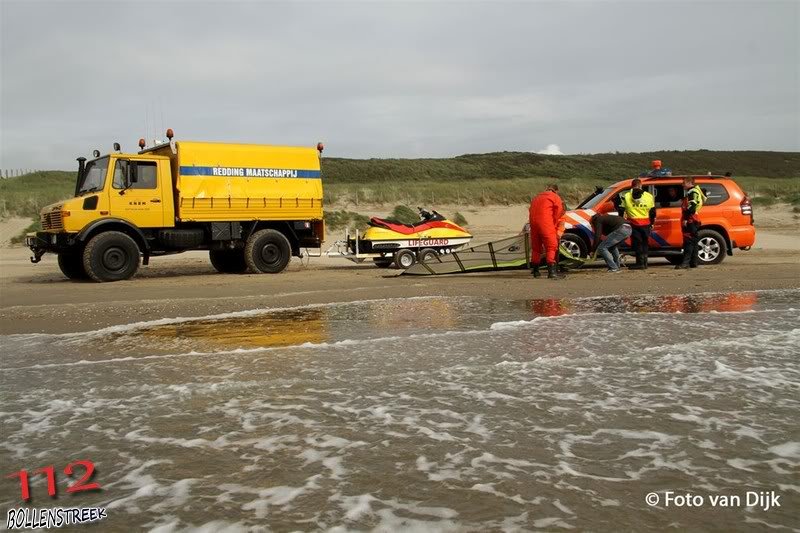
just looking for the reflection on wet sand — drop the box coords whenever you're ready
[527,292,758,317]
[140,308,329,349]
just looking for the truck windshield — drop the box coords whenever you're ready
[77,157,109,195]
[578,185,616,209]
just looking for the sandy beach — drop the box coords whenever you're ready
[1,205,798,335]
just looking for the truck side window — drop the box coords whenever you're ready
[112,160,129,189]
[131,162,158,189]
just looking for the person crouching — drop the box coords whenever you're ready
[591,213,632,273]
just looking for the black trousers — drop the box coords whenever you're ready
[681,221,700,267]
[630,225,651,264]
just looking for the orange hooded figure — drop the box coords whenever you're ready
[528,184,565,278]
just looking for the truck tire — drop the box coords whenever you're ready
[82,231,140,282]
[394,249,416,269]
[418,248,439,263]
[210,249,247,273]
[696,229,726,265]
[245,229,291,273]
[57,251,88,280]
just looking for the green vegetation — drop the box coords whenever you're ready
[452,212,468,226]
[389,205,419,224]
[9,220,41,244]
[325,177,594,207]
[323,210,370,231]
[751,196,778,207]
[0,171,74,219]
[321,150,799,184]
[1,151,798,224]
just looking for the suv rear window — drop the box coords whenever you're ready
[699,182,730,206]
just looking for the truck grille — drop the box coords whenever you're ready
[41,210,64,230]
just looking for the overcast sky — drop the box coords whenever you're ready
[1,0,797,169]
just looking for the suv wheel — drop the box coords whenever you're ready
[82,231,140,282]
[696,229,726,265]
[560,233,588,260]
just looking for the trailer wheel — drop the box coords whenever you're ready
[418,248,439,263]
[210,249,247,273]
[245,229,291,273]
[373,257,394,268]
[82,231,140,282]
[394,249,416,269]
[57,251,88,280]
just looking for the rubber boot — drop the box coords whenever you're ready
[531,265,541,278]
[628,255,645,270]
[643,254,649,270]
[547,263,565,279]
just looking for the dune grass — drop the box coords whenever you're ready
[1,151,797,221]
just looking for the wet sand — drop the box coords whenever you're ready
[1,242,799,335]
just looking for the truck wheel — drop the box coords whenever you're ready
[418,248,439,263]
[82,231,140,282]
[373,257,394,268]
[57,251,88,280]
[696,229,726,265]
[394,249,416,269]
[209,249,247,273]
[245,229,291,273]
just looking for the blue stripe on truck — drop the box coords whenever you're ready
[179,166,321,179]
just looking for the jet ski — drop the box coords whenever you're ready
[336,208,473,268]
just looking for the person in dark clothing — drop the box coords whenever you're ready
[676,177,707,269]
[620,178,657,270]
[591,213,632,272]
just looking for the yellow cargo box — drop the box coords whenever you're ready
[153,141,323,223]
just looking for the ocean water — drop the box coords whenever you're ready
[1,290,798,531]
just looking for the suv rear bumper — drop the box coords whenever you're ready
[728,226,756,249]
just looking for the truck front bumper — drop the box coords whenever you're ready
[26,232,76,262]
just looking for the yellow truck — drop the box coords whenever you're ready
[27,130,325,281]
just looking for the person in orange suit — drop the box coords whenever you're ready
[529,183,565,279]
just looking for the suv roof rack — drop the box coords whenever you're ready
[643,175,728,181]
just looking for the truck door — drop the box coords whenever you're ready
[108,159,165,228]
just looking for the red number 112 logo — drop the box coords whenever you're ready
[6,460,101,501]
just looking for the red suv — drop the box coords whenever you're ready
[560,175,755,265]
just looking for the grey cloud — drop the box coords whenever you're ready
[1,0,797,169]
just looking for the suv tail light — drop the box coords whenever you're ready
[740,195,753,221]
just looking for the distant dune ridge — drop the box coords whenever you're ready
[1,150,798,220]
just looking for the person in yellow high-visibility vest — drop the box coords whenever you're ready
[676,176,707,269]
[620,178,656,269]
